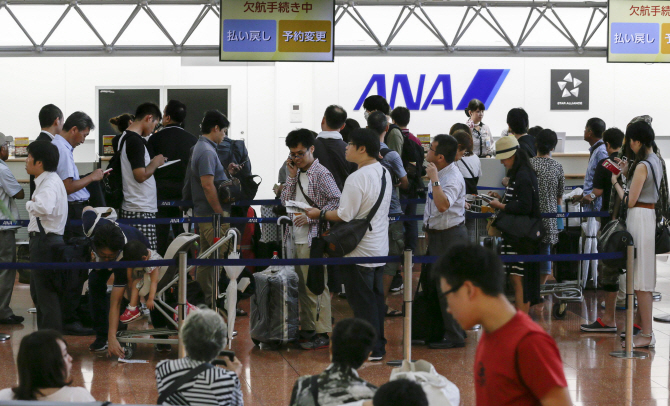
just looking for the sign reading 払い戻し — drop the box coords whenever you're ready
[220,0,334,62]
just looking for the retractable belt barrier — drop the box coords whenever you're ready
[0,251,624,271]
[0,210,610,228]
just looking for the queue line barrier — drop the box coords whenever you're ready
[0,210,610,229]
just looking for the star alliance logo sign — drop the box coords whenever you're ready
[550,69,589,110]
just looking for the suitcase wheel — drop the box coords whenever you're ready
[552,302,568,320]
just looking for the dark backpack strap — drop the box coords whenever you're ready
[310,374,319,406]
[365,168,387,225]
[380,148,392,158]
[157,362,214,405]
[460,159,475,178]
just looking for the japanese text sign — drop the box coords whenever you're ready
[220,0,334,62]
[608,0,670,62]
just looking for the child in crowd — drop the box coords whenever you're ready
[119,240,163,323]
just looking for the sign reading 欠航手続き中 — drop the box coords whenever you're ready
[220,0,334,62]
[608,0,670,62]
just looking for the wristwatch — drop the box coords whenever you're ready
[589,192,596,200]
[433,181,441,187]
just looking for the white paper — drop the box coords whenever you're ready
[285,200,312,214]
[158,159,181,169]
[118,358,148,363]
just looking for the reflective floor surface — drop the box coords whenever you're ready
[3,259,670,405]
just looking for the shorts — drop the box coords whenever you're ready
[384,220,405,276]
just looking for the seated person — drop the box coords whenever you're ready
[340,379,429,406]
[290,318,377,406]
[155,308,243,405]
[436,244,571,406]
[120,240,163,323]
[0,330,95,402]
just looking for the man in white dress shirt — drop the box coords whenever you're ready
[422,134,468,349]
[30,104,63,197]
[26,141,68,331]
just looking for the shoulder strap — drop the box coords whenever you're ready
[296,172,319,209]
[310,374,319,406]
[365,168,387,225]
[643,159,662,196]
[380,148,392,158]
[36,217,46,237]
[460,159,475,178]
[157,362,214,405]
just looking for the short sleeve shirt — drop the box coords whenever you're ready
[120,131,157,213]
[189,136,230,217]
[0,160,22,230]
[52,134,90,202]
[423,163,466,230]
[593,152,618,215]
[380,142,407,216]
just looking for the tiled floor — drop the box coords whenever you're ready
[4,260,670,405]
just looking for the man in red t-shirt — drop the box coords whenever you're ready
[435,244,571,406]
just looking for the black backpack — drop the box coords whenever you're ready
[379,148,401,186]
[103,132,139,209]
[386,124,426,198]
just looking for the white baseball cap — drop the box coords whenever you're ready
[0,132,13,146]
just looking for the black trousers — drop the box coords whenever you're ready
[29,234,65,331]
[61,201,88,325]
[156,206,183,257]
[425,224,468,343]
[89,269,170,339]
[341,264,387,357]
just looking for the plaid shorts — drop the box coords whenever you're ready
[119,209,157,250]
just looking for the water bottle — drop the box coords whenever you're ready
[271,251,279,259]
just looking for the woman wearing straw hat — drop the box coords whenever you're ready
[487,136,542,313]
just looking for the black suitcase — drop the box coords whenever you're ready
[555,228,581,282]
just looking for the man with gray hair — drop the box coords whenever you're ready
[155,308,243,405]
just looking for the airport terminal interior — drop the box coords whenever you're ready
[2,1,670,405]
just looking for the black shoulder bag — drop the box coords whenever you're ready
[598,193,633,269]
[296,175,327,296]
[157,362,214,404]
[322,169,387,257]
[459,159,479,195]
[643,160,670,254]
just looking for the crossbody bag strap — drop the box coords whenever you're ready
[365,168,387,224]
[157,362,214,405]
[310,374,320,406]
[36,217,46,237]
[643,159,662,198]
[460,159,475,178]
[296,172,319,209]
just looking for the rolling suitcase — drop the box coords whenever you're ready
[555,227,581,282]
[249,217,299,346]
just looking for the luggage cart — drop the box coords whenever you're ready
[117,228,239,359]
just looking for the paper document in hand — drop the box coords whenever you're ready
[285,200,313,213]
[158,159,181,169]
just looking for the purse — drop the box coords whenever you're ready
[490,181,544,242]
[597,195,633,269]
[322,169,387,257]
[643,160,670,254]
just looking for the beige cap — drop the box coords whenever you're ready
[494,135,519,160]
[0,132,13,146]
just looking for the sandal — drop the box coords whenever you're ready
[385,308,403,317]
[622,332,655,349]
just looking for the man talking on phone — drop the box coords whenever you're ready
[281,129,340,350]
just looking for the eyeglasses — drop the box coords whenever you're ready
[93,248,121,262]
[439,283,463,299]
[429,146,436,153]
[289,150,308,159]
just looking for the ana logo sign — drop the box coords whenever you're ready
[354,69,509,111]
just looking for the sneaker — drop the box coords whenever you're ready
[389,273,404,295]
[120,306,142,324]
[300,334,330,350]
[580,318,616,332]
[620,324,642,339]
[368,354,384,362]
[89,337,108,352]
[155,344,172,352]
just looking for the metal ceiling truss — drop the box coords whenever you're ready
[0,0,607,57]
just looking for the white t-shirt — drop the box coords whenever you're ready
[293,171,310,245]
[456,155,482,178]
[337,162,392,267]
[120,131,158,213]
[0,386,95,402]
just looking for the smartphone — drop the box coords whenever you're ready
[238,158,250,167]
[103,168,113,175]
[476,194,495,202]
[219,350,235,361]
[287,157,295,169]
[602,159,622,175]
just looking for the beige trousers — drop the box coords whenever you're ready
[295,243,332,333]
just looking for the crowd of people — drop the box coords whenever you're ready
[0,94,666,406]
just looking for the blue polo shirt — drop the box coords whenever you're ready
[52,134,90,203]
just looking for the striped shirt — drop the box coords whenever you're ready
[156,357,243,406]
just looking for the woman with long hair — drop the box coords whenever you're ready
[109,113,134,154]
[611,121,664,348]
[488,136,542,313]
[0,330,94,401]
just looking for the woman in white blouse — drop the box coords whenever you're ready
[0,330,95,402]
[465,99,494,158]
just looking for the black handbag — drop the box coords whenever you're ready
[598,195,633,269]
[322,169,387,257]
[492,211,544,242]
[295,175,327,296]
[644,160,670,254]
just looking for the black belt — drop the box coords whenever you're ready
[28,231,57,238]
[425,221,465,233]
[68,200,89,205]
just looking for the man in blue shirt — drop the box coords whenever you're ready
[52,112,104,336]
[576,118,608,210]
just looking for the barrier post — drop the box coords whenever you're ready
[212,213,222,310]
[178,251,187,358]
[387,249,415,367]
[610,242,648,359]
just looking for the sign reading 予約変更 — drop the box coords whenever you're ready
[608,0,670,62]
[220,0,334,62]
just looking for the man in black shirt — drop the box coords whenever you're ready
[147,100,198,256]
[506,108,535,158]
[580,127,625,334]
[30,104,63,197]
